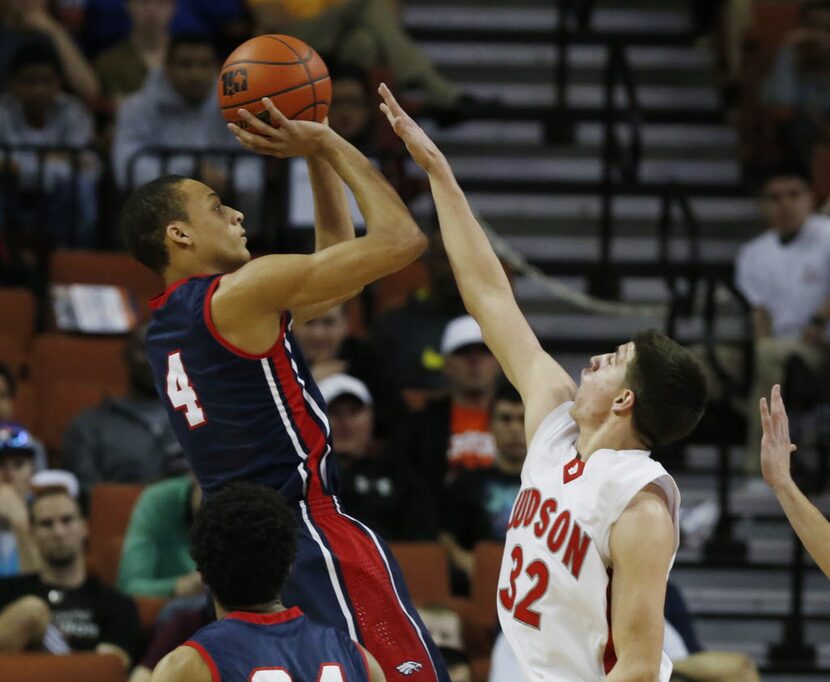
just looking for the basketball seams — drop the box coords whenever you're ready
[222,56,313,68]
[267,35,321,122]
[219,74,330,111]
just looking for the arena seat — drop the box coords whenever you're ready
[0,287,36,375]
[32,334,128,450]
[0,652,127,682]
[86,483,144,587]
[464,542,504,658]
[389,542,451,606]
[49,250,163,321]
[135,596,168,634]
[13,380,38,434]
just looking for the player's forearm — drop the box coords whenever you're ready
[427,161,513,315]
[774,479,830,579]
[315,133,425,256]
[306,155,355,251]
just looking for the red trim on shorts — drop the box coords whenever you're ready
[225,606,304,625]
[202,276,284,359]
[149,275,209,310]
[184,640,221,682]
[603,568,617,673]
[269,332,328,498]
[310,497,434,678]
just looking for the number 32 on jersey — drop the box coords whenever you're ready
[498,545,550,629]
[166,351,206,428]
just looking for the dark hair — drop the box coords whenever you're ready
[190,482,297,609]
[30,489,81,523]
[756,161,812,192]
[120,175,188,274]
[167,33,217,63]
[491,381,522,413]
[626,330,707,448]
[10,40,62,79]
[0,364,15,397]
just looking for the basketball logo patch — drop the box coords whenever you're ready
[221,68,248,96]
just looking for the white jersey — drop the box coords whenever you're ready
[496,402,680,681]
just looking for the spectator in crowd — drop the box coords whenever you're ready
[117,473,201,602]
[735,164,830,471]
[112,33,263,233]
[0,41,99,247]
[247,0,463,111]
[0,423,40,577]
[319,373,437,540]
[94,0,176,105]
[0,0,99,99]
[62,323,184,499]
[0,489,138,666]
[0,365,46,470]
[397,315,501,498]
[440,383,524,592]
[762,1,830,166]
[372,231,467,394]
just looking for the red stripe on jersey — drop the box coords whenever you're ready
[269,319,327,498]
[183,640,221,682]
[150,274,209,310]
[603,568,617,673]
[202,276,284,360]
[310,498,435,679]
[225,606,304,625]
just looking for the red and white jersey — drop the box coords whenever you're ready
[496,402,680,681]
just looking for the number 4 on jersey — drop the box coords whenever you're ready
[251,665,346,681]
[166,351,206,428]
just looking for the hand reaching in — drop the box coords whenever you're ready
[377,83,446,174]
[760,384,798,492]
[228,98,331,159]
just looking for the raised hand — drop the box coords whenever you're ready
[760,384,798,491]
[378,83,445,174]
[227,98,331,159]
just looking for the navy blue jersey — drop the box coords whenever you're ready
[146,275,337,501]
[186,607,370,681]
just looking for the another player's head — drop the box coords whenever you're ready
[572,330,707,449]
[757,163,814,240]
[121,175,248,277]
[190,481,297,612]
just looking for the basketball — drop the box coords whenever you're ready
[217,34,331,129]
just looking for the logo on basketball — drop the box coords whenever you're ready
[396,661,423,675]
[221,69,248,96]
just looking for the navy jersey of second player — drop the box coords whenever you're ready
[146,275,337,500]
[186,607,370,681]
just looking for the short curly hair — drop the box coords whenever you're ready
[190,482,297,609]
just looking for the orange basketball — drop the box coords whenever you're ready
[217,34,331,129]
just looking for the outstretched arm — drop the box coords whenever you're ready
[378,85,574,440]
[212,100,426,353]
[761,385,830,579]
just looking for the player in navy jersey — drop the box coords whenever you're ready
[122,101,449,680]
[151,481,385,682]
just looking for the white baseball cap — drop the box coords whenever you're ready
[318,374,373,406]
[31,469,80,499]
[441,315,486,356]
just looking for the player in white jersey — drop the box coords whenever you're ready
[379,85,709,681]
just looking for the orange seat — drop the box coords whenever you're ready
[86,483,145,586]
[389,542,451,606]
[465,542,504,657]
[0,288,36,375]
[135,596,168,634]
[13,380,37,434]
[0,653,127,682]
[49,250,163,321]
[31,333,128,449]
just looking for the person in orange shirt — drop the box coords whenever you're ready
[397,315,502,499]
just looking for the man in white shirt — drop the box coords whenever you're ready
[735,165,830,470]
[379,85,708,681]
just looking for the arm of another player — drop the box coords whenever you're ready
[150,646,212,682]
[378,84,575,440]
[605,486,675,682]
[357,644,387,682]
[761,385,830,579]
